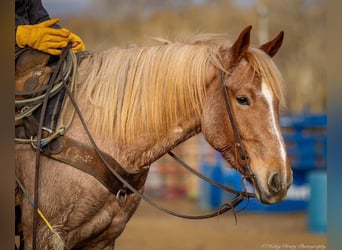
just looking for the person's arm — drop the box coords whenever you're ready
[15,0,85,55]
[27,0,85,51]
[16,18,71,55]
[29,0,58,27]
[15,0,58,28]
[15,0,64,54]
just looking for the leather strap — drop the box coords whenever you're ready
[32,45,71,250]
[168,151,255,198]
[60,64,254,221]
[46,136,148,194]
[221,71,255,181]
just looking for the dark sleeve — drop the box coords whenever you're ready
[15,0,60,28]
[15,0,60,53]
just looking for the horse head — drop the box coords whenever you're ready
[201,26,293,204]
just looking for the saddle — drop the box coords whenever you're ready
[15,49,54,97]
[15,49,68,155]
[15,48,148,250]
[15,48,148,194]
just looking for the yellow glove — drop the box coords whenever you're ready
[16,18,71,55]
[70,32,85,52]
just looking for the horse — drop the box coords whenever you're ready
[15,26,293,249]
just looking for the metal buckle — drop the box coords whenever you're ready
[116,189,128,205]
[30,127,53,150]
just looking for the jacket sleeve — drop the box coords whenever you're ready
[15,0,60,52]
[16,0,60,27]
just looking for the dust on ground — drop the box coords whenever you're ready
[115,198,326,250]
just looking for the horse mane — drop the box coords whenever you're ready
[78,34,285,144]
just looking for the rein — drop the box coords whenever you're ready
[31,44,73,250]
[167,151,255,198]
[61,75,251,220]
[59,56,256,219]
[24,46,257,248]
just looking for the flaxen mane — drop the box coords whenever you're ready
[78,35,285,144]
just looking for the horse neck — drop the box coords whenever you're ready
[74,51,207,173]
[113,117,201,173]
[66,101,201,174]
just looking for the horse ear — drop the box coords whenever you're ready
[230,25,252,64]
[259,31,284,57]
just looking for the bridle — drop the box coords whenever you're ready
[221,70,257,183]
[27,45,257,249]
[60,52,257,216]
[167,69,257,199]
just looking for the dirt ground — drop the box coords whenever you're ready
[115,198,326,250]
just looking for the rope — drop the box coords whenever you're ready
[15,50,73,122]
[15,51,77,145]
[16,177,65,250]
[15,127,65,145]
[15,49,76,249]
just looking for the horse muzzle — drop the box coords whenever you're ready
[254,170,293,205]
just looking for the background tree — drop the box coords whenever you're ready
[61,0,326,112]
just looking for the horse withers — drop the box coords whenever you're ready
[16,26,292,249]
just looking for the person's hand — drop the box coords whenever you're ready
[16,18,71,55]
[69,32,85,52]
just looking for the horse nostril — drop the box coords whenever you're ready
[268,173,282,194]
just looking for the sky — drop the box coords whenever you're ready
[43,0,92,17]
[43,0,256,17]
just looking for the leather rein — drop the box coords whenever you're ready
[27,45,257,249]
[58,51,256,217]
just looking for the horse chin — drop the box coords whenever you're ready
[222,153,288,204]
[253,177,288,205]
[256,192,286,205]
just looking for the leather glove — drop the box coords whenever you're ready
[70,32,86,52]
[16,18,71,55]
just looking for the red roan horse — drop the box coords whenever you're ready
[16,26,292,249]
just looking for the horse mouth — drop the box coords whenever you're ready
[252,177,288,205]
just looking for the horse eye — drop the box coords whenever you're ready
[236,96,250,106]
